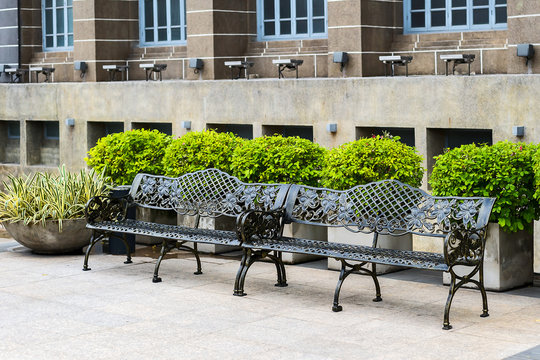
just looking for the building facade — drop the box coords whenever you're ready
[0,1,538,82]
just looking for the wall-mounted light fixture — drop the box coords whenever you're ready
[181,121,192,130]
[333,52,349,73]
[74,61,88,79]
[517,44,534,66]
[189,58,204,74]
[65,118,75,127]
[327,123,338,133]
[512,126,525,137]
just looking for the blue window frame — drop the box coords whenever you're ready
[404,0,507,34]
[258,0,327,41]
[140,0,187,46]
[42,0,73,51]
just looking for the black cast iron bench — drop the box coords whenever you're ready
[235,180,495,330]
[83,169,290,283]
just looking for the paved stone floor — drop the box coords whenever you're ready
[0,236,538,360]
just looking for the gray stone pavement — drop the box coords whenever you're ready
[0,237,538,360]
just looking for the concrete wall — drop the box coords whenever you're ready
[1,75,538,169]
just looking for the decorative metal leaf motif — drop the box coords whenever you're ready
[130,169,283,217]
[290,180,485,236]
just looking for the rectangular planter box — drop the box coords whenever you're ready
[534,221,540,275]
[177,214,240,254]
[135,208,178,245]
[281,223,328,264]
[443,223,533,291]
[327,227,412,274]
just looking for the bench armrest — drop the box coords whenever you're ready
[443,224,488,267]
[236,209,285,244]
[85,195,132,224]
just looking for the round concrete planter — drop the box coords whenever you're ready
[2,218,91,254]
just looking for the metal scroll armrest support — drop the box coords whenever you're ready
[84,195,132,224]
[441,197,495,330]
[236,209,286,244]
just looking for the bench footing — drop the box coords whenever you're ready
[152,277,162,283]
[274,282,288,287]
[124,260,133,264]
[332,305,343,312]
[233,291,247,297]
[194,271,203,275]
[442,324,452,330]
[82,267,91,271]
[373,296,382,302]
[480,311,489,318]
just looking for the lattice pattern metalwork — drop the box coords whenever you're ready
[243,237,447,270]
[287,180,492,236]
[130,168,288,217]
[87,219,241,246]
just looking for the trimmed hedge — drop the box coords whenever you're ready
[162,130,245,177]
[85,129,172,185]
[430,141,539,233]
[322,136,424,190]
[231,135,326,186]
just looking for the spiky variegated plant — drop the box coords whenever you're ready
[0,166,111,231]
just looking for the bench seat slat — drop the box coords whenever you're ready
[244,237,448,271]
[87,219,241,246]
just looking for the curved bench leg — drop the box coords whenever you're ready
[332,260,355,312]
[477,264,489,318]
[234,249,262,297]
[152,240,175,283]
[176,242,203,275]
[234,250,249,296]
[369,264,382,302]
[82,231,104,271]
[120,234,132,264]
[443,272,458,330]
[267,251,288,287]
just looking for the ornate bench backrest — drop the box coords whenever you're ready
[284,180,495,237]
[129,168,290,218]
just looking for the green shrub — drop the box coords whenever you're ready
[231,135,327,186]
[322,135,424,190]
[430,141,539,233]
[85,129,172,185]
[0,166,111,231]
[162,130,245,177]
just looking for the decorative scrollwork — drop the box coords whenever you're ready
[444,224,486,266]
[236,209,285,244]
[130,169,287,218]
[85,196,130,224]
[290,181,488,236]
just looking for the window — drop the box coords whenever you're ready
[405,0,507,33]
[140,0,187,46]
[258,0,327,40]
[7,121,20,139]
[44,122,60,140]
[42,0,73,50]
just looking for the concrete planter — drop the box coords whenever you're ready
[327,227,412,274]
[443,223,533,291]
[177,214,239,254]
[3,218,91,254]
[281,223,328,264]
[135,208,178,245]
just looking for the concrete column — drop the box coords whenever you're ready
[507,1,540,74]
[186,0,251,80]
[327,0,362,77]
[73,0,138,82]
